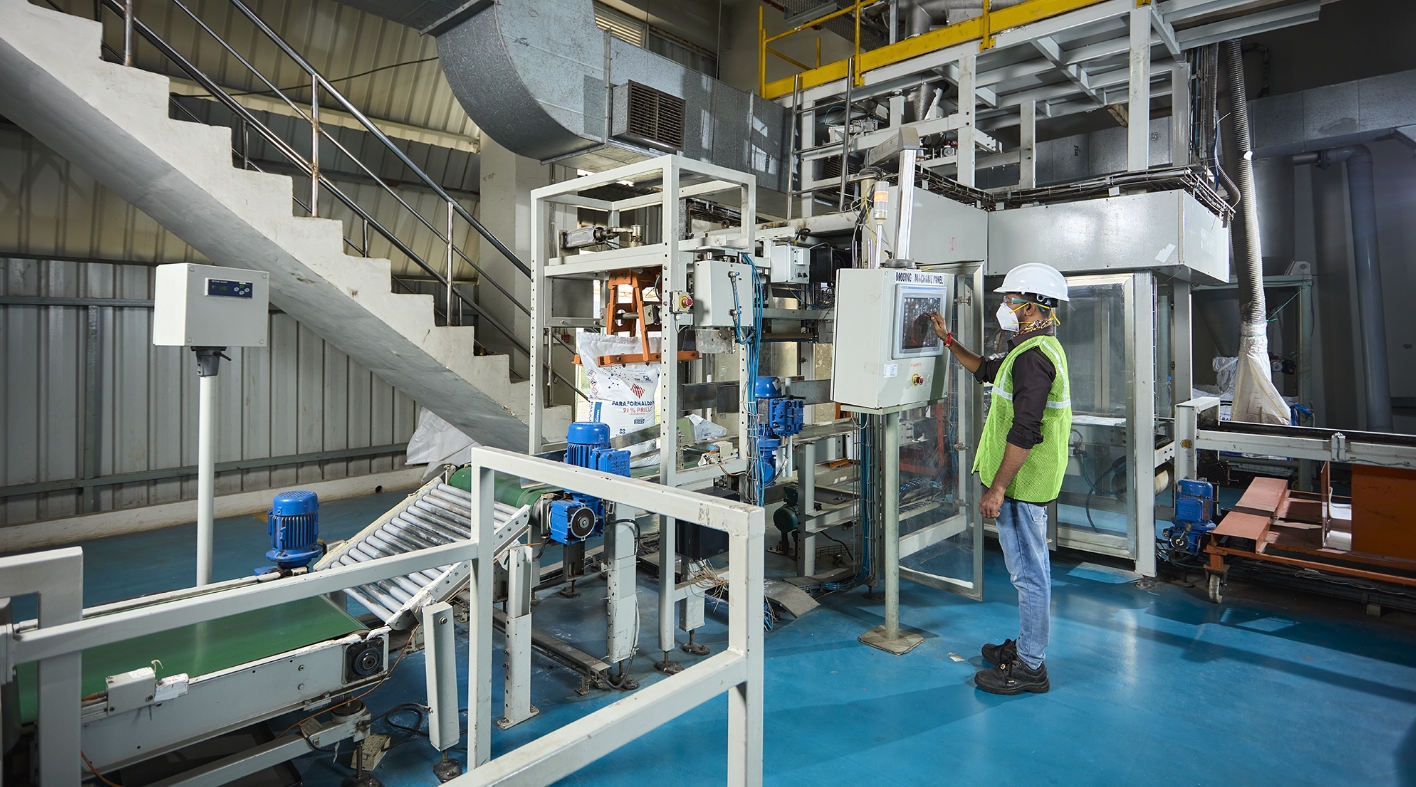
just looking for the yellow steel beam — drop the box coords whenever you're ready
[762,0,1113,100]
[767,46,812,72]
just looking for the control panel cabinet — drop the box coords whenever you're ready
[831,268,948,410]
[153,263,270,347]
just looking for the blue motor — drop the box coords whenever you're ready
[753,377,804,487]
[262,490,322,573]
[548,422,631,544]
[1163,479,1216,559]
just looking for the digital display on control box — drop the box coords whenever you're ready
[894,284,948,358]
[206,278,254,299]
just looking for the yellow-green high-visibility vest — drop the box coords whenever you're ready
[972,334,1072,503]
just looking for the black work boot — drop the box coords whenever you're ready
[974,659,1050,695]
[981,638,1017,666]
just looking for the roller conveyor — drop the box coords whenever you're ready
[315,477,531,629]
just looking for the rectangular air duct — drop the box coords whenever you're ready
[612,81,685,153]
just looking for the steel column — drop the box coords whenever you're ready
[1019,99,1037,188]
[795,441,817,577]
[1129,273,1157,576]
[658,516,678,654]
[956,52,977,188]
[1127,6,1152,172]
[424,601,461,749]
[467,464,495,768]
[1169,61,1191,167]
[499,547,537,728]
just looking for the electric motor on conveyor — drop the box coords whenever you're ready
[753,376,804,486]
[449,421,630,545]
[256,489,324,575]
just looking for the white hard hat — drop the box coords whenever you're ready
[995,262,1069,303]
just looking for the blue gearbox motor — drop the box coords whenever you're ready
[548,422,631,544]
[1163,479,1217,559]
[753,376,804,487]
[261,489,322,573]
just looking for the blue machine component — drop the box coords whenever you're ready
[1163,479,1217,559]
[753,376,804,487]
[549,422,631,544]
[261,490,322,573]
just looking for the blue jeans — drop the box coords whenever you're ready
[995,496,1051,669]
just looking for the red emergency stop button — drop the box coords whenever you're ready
[912,374,924,386]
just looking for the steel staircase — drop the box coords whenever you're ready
[0,0,571,450]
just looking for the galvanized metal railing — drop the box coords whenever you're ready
[51,0,586,394]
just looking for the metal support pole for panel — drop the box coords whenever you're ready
[194,348,224,587]
[123,0,133,66]
[467,464,495,768]
[859,410,922,655]
[423,601,463,781]
[310,80,320,218]
[1169,61,1192,167]
[1127,7,1152,173]
[446,200,455,325]
[1019,100,1037,189]
[956,53,977,188]
[499,546,538,730]
[656,515,679,672]
[796,441,817,577]
[883,411,900,638]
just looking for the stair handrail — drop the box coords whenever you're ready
[87,0,538,354]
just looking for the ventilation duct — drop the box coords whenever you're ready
[431,0,787,190]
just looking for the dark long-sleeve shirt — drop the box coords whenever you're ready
[974,325,1058,450]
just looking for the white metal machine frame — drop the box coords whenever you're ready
[1,447,766,787]
[528,154,758,665]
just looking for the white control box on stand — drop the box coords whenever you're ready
[153,263,270,587]
[830,268,949,411]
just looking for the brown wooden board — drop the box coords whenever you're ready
[1214,511,1272,541]
[1232,477,1289,517]
[1351,465,1416,562]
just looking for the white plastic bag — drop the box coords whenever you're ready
[406,407,480,480]
[577,332,661,466]
[1230,329,1291,425]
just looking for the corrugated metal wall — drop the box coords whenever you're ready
[0,114,449,532]
[0,256,418,529]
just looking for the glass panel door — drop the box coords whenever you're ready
[897,262,985,600]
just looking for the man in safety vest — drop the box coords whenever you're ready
[928,262,1071,695]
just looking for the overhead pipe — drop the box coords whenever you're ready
[1294,145,1392,431]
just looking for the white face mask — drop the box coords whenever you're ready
[996,302,1020,332]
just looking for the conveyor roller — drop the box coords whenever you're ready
[315,477,531,629]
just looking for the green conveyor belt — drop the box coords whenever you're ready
[16,595,364,724]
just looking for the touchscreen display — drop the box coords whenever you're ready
[900,295,941,351]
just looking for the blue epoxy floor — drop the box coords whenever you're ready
[15,490,1416,787]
